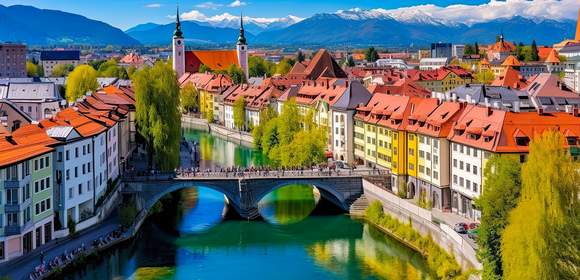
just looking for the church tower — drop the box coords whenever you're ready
[172,6,185,78]
[236,14,249,80]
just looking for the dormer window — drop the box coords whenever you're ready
[515,137,530,146]
[567,137,577,146]
[484,136,493,142]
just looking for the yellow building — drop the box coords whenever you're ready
[411,66,474,93]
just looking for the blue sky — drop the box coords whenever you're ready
[0,0,490,29]
[1,0,578,30]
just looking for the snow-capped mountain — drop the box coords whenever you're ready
[193,13,303,34]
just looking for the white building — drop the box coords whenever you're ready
[452,45,465,58]
[40,50,80,78]
[2,82,61,121]
[419,58,449,70]
[374,59,410,69]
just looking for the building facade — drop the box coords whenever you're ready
[0,44,26,78]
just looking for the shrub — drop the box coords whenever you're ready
[364,201,463,279]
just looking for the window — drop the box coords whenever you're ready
[466,180,471,191]
[75,147,79,158]
[433,171,439,180]
[58,152,63,162]
[419,150,425,158]
[460,145,464,153]
[453,175,458,184]
[473,183,479,193]
[466,163,471,172]
[433,155,439,165]
[433,139,439,149]
[34,160,38,171]
[66,150,70,161]
[6,189,18,205]
[460,177,464,187]
[453,159,457,168]
[453,143,457,151]
[474,168,478,175]
[426,152,431,161]
[45,157,49,168]
[35,181,39,193]
[473,149,478,157]
[68,188,73,199]
[409,163,415,171]
[7,213,18,226]
[460,161,464,170]
[409,148,415,156]
[466,147,471,156]
[78,184,82,195]
[0,241,5,260]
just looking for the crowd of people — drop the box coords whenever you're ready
[29,230,123,280]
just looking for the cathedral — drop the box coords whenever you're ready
[172,8,249,79]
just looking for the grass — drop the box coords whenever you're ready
[365,201,465,279]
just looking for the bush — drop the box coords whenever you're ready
[364,201,463,279]
[119,203,137,229]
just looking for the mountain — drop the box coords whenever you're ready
[125,23,161,33]
[195,15,303,34]
[127,21,255,46]
[0,5,140,46]
[255,13,576,46]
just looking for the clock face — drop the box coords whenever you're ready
[177,40,182,46]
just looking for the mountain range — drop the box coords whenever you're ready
[0,5,139,46]
[0,4,576,47]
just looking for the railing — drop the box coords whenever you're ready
[123,168,389,182]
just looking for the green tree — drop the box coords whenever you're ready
[528,40,539,62]
[475,70,495,85]
[52,63,74,77]
[501,131,580,280]
[474,42,480,54]
[199,64,212,73]
[233,97,246,130]
[180,83,199,113]
[515,42,525,61]
[464,44,475,55]
[275,58,293,75]
[476,155,522,280]
[98,59,128,79]
[65,65,99,102]
[228,64,246,84]
[365,47,379,62]
[127,65,137,78]
[132,61,181,171]
[248,56,274,78]
[278,99,302,145]
[261,118,280,155]
[26,61,41,77]
[296,50,305,63]
[346,55,355,67]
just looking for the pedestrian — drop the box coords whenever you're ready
[40,250,44,264]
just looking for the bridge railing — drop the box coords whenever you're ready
[123,168,388,182]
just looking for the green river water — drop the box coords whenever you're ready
[65,127,433,280]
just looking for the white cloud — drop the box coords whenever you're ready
[145,3,162,8]
[196,2,223,10]
[337,0,580,25]
[228,1,247,8]
[181,10,208,21]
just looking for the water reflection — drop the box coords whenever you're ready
[184,127,269,169]
[178,187,225,234]
[258,184,320,225]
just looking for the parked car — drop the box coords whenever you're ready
[467,223,480,230]
[453,223,468,234]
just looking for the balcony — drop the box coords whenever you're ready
[4,203,20,212]
[4,180,19,189]
[4,225,23,236]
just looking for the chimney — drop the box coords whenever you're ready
[487,106,493,116]
[513,101,520,112]
[537,107,545,115]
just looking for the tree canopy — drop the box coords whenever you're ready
[233,97,246,130]
[52,63,74,77]
[296,50,305,63]
[65,65,99,102]
[132,61,181,171]
[365,47,379,62]
[477,155,522,280]
[26,61,42,78]
[228,64,246,84]
[97,59,129,79]
[501,131,580,280]
[248,56,274,78]
[275,58,293,75]
[475,69,495,85]
[180,83,199,113]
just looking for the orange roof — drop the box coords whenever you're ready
[448,105,506,152]
[489,39,516,53]
[0,141,54,168]
[497,111,580,153]
[491,67,528,89]
[187,50,239,71]
[480,58,490,65]
[50,108,107,137]
[501,55,521,67]
[544,48,561,63]
[576,8,580,41]
[417,102,465,137]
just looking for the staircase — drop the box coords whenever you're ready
[349,194,369,216]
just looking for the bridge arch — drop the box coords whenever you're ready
[252,179,349,211]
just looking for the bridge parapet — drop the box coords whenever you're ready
[122,170,377,219]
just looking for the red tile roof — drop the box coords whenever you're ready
[185,50,239,73]
[491,67,528,89]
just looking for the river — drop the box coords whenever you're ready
[64,127,433,280]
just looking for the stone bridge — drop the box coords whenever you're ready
[122,170,381,219]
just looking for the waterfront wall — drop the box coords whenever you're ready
[182,115,254,144]
[362,179,482,271]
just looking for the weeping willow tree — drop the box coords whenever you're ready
[132,62,181,171]
[501,131,580,280]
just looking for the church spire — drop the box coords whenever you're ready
[174,5,183,38]
[237,13,247,45]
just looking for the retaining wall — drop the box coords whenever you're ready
[362,179,482,271]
